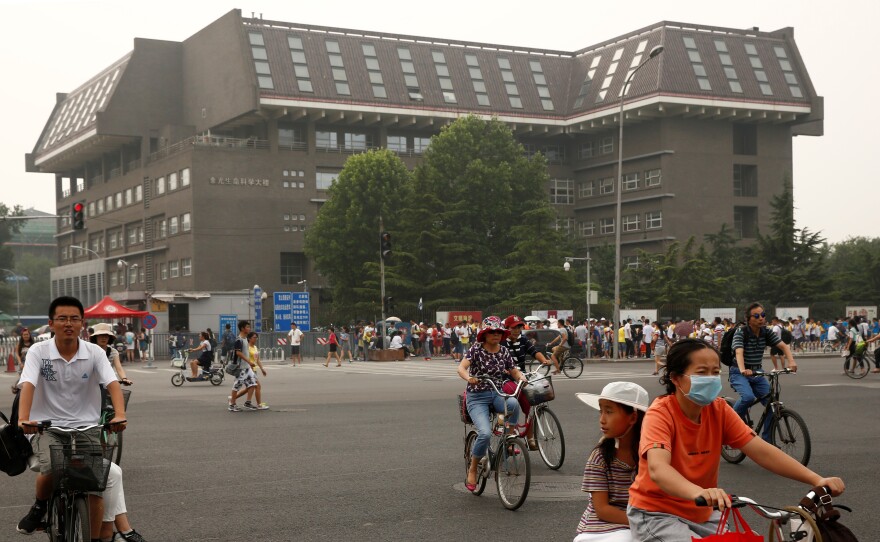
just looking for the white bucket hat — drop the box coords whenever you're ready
[89,322,116,344]
[576,382,650,412]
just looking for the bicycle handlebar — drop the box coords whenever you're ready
[21,420,126,434]
[474,375,526,398]
[752,368,796,377]
[694,493,814,520]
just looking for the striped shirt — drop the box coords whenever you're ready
[576,447,634,534]
[731,326,780,368]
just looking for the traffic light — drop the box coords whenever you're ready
[380,231,392,260]
[72,202,85,230]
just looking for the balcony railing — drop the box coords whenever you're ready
[316,144,380,154]
[194,135,270,150]
[279,141,308,151]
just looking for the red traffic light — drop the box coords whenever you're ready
[73,203,84,212]
[72,202,85,230]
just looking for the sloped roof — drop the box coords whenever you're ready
[84,295,148,319]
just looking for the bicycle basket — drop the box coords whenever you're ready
[49,444,114,492]
[523,375,555,405]
[457,394,473,424]
[101,388,132,411]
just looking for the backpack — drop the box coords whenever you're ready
[719,323,745,366]
[225,338,244,377]
[0,395,33,477]
[791,486,859,542]
[565,327,575,347]
[208,335,217,350]
[779,326,793,345]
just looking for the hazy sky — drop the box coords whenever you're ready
[2,0,877,243]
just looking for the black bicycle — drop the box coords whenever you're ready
[529,348,584,378]
[24,422,119,542]
[721,368,811,466]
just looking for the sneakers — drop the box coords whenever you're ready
[256,403,269,410]
[242,401,257,410]
[114,529,148,542]
[228,403,241,412]
[17,500,47,534]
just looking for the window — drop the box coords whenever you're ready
[733,164,758,197]
[580,221,595,237]
[733,124,757,155]
[623,255,640,270]
[465,54,490,106]
[316,131,338,150]
[599,177,614,195]
[387,135,407,153]
[623,173,639,191]
[109,271,117,286]
[181,168,190,187]
[135,185,143,201]
[550,179,574,205]
[579,180,594,198]
[362,42,386,98]
[398,47,422,100]
[115,193,122,208]
[316,171,340,190]
[529,58,553,110]
[128,267,137,286]
[138,267,145,284]
[324,40,349,95]
[413,137,431,154]
[156,176,165,194]
[579,141,595,159]
[182,212,191,232]
[124,189,132,205]
[182,258,192,276]
[127,228,136,245]
[169,216,179,235]
[279,124,306,149]
[169,172,178,191]
[159,263,167,281]
[158,219,166,239]
[169,261,179,279]
[645,211,662,229]
[498,57,521,108]
[288,34,313,92]
[109,232,118,249]
[88,201,96,216]
[623,214,640,232]
[600,218,615,235]
[249,32,273,89]
[431,51,456,104]
[645,168,662,187]
[574,55,601,108]
[600,137,613,155]
[734,206,758,238]
[344,132,370,150]
[280,252,305,285]
[745,43,771,96]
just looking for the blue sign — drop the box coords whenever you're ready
[219,314,238,337]
[291,292,311,332]
[253,287,263,333]
[273,292,293,331]
[142,314,158,330]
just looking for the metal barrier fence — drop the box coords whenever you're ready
[150,332,338,361]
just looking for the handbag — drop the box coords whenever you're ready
[0,394,34,477]
[694,506,763,542]
[793,486,859,542]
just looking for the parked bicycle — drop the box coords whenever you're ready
[100,386,131,466]
[721,368,811,466]
[519,371,565,470]
[22,421,119,542]
[529,348,583,378]
[459,377,531,510]
[170,349,224,386]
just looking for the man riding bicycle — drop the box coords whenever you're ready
[545,319,567,375]
[501,315,551,450]
[730,302,797,440]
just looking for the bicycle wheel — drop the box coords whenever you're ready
[47,494,64,542]
[171,373,184,386]
[69,495,90,542]
[562,355,583,378]
[822,342,833,354]
[210,372,224,386]
[534,407,565,470]
[843,355,869,379]
[768,506,821,542]
[720,399,747,464]
[463,431,487,496]
[769,408,811,466]
[495,436,530,510]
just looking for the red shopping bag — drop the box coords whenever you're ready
[694,507,763,541]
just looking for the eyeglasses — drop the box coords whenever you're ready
[53,316,83,324]
[750,312,766,319]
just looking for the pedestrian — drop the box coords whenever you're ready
[228,320,257,412]
[124,325,136,363]
[168,328,179,359]
[652,321,667,375]
[287,322,303,365]
[340,326,354,363]
[323,326,342,367]
[420,323,430,360]
[137,328,149,362]
[220,324,235,362]
[244,331,269,409]
[643,320,655,360]
[574,382,649,542]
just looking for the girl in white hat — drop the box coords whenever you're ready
[573,382,649,542]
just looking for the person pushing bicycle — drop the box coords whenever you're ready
[730,302,797,440]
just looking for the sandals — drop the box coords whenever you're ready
[527,437,538,451]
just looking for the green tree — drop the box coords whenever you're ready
[0,203,24,315]
[304,149,412,315]
[398,115,573,309]
[15,254,53,316]
[826,237,880,302]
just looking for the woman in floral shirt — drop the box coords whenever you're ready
[457,316,528,492]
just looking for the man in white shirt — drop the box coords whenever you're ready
[623,319,633,358]
[574,321,588,355]
[16,296,127,535]
[643,321,655,359]
[287,322,304,366]
[826,322,839,345]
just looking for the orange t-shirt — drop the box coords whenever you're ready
[629,395,756,523]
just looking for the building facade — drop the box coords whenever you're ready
[27,10,822,331]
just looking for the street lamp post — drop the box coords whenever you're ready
[0,268,26,321]
[613,44,664,361]
[70,245,105,300]
[563,251,592,359]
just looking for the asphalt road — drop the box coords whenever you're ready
[1,354,876,541]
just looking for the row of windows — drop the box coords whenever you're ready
[571,211,664,237]
[157,258,193,281]
[578,137,615,159]
[75,169,189,223]
[578,169,663,198]
[465,54,490,107]
[249,32,274,90]
[155,168,191,196]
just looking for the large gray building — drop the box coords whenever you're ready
[27,10,822,330]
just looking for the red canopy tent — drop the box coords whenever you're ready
[84,296,148,319]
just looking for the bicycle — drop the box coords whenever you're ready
[100,386,131,466]
[721,368,811,466]
[24,422,119,542]
[695,491,852,542]
[518,371,565,470]
[842,343,874,379]
[459,377,531,510]
[529,348,583,378]
[170,349,224,386]
[821,339,844,355]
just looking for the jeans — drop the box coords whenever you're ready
[466,389,520,459]
[728,365,772,440]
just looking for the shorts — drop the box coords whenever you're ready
[31,427,101,476]
[232,366,257,391]
[770,345,784,356]
[329,344,337,352]
[551,345,570,357]
[654,344,666,357]
[291,345,300,355]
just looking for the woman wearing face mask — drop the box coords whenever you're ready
[626,338,845,541]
